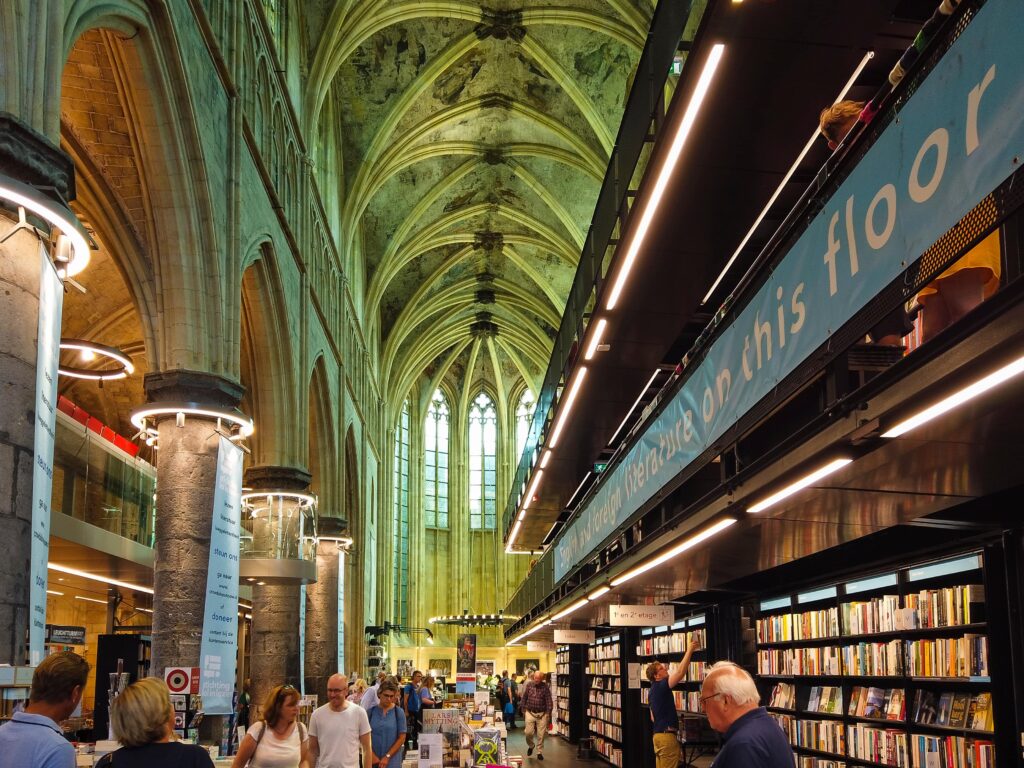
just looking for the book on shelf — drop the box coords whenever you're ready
[863,687,886,719]
[904,634,988,677]
[911,690,937,725]
[969,693,993,731]
[910,733,994,768]
[884,689,905,721]
[936,693,954,727]
[769,682,795,710]
[947,694,970,729]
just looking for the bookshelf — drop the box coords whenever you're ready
[588,633,623,766]
[93,633,152,740]
[636,615,708,716]
[556,646,570,739]
[756,552,996,768]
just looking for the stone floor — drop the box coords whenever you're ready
[501,728,718,768]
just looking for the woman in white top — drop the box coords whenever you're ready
[231,684,310,768]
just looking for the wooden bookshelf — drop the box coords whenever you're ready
[587,634,623,767]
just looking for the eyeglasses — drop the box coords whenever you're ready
[699,692,723,708]
[278,685,297,698]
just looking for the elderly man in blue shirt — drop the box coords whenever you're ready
[0,651,90,768]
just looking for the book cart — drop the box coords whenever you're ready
[756,551,1001,768]
[587,633,624,766]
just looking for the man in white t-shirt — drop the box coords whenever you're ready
[308,674,372,768]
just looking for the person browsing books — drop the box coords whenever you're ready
[645,637,700,768]
[520,671,553,760]
[700,662,794,768]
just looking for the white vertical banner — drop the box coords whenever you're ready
[337,549,345,675]
[299,584,306,695]
[29,246,63,664]
[199,436,243,713]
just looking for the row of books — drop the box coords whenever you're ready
[587,704,622,724]
[758,585,984,642]
[589,691,621,707]
[591,675,621,690]
[846,722,909,766]
[797,758,846,768]
[848,686,906,720]
[640,687,701,711]
[592,736,623,766]
[910,734,994,768]
[589,719,622,741]
[588,660,621,676]
[773,713,846,755]
[659,660,707,681]
[758,635,988,678]
[911,690,993,731]
[634,628,706,656]
[758,607,841,643]
[588,644,620,660]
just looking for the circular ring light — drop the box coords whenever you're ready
[0,173,92,276]
[318,535,354,548]
[241,491,317,507]
[59,339,135,380]
[131,402,255,439]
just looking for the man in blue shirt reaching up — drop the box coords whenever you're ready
[645,637,700,768]
[0,651,90,768]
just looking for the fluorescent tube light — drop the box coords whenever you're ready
[702,52,874,304]
[49,562,154,594]
[606,44,725,310]
[552,598,590,621]
[522,469,544,511]
[587,585,610,601]
[747,458,853,513]
[882,354,1024,437]
[584,318,608,360]
[610,518,737,586]
[565,472,592,510]
[549,368,587,448]
[540,450,552,469]
[505,519,524,553]
[46,590,64,596]
[75,595,107,605]
[610,368,661,445]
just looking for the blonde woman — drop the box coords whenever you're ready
[347,678,368,705]
[232,684,310,768]
[95,677,214,767]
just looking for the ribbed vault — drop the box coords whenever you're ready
[308,0,651,411]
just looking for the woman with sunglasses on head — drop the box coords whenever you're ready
[232,684,310,768]
[366,680,406,768]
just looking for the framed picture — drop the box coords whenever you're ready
[397,659,415,678]
[428,658,452,677]
[516,658,540,677]
[475,660,495,677]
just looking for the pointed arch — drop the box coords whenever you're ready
[467,390,498,530]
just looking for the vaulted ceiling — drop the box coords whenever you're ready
[308,0,654,409]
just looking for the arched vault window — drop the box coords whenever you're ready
[516,389,536,463]
[392,400,410,623]
[424,389,449,529]
[468,393,497,530]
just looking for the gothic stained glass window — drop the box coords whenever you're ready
[392,400,409,623]
[424,389,449,529]
[515,389,536,463]
[469,393,497,530]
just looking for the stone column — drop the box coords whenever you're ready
[304,516,347,700]
[245,466,309,714]
[0,115,76,664]
[146,371,245,673]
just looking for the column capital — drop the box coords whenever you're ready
[244,464,312,492]
[0,113,75,202]
[317,515,350,539]
[144,369,245,408]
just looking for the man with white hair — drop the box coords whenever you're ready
[700,661,794,768]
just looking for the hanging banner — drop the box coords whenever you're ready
[553,629,595,644]
[337,550,346,675]
[46,625,86,646]
[555,0,1024,581]
[455,633,477,694]
[29,246,63,665]
[199,436,243,713]
[609,605,674,627]
[299,584,306,695]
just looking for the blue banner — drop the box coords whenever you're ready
[199,436,243,713]
[555,0,1024,581]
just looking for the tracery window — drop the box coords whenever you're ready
[392,400,410,623]
[515,389,536,462]
[424,389,450,529]
[468,393,497,530]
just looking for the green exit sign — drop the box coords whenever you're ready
[593,462,608,473]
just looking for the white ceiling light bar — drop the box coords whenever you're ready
[610,518,737,587]
[584,318,608,360]
[606,44,726,311]
[549,368,587,448]
[540,450,552,469]
[881,354,1024,438]
[522,469,545,511]
[49,562,154,594]
[701,52,874,304]
[46,590,64,596]
[551,598,590,621]
[587,585,610,601]
[746,458,853,513]
[565,471,593,510]
[505,519,524,554]
[74,595,108,605]
[609,368,661,445]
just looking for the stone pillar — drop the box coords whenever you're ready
[245,466,310,714]
[146,371,245,673]
[304,516,347,700]
[0,114,76,664]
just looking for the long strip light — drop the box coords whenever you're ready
[551,598,590,621]
[509,616,550,645]
[540,450,552,469]
[701,52,874,304]
[746,458,852,513]
[610,518,737,587]
[584,318,608,360]
[565,472,593,510]
[75,595,108,605]
[587,585,610,601]
[549,368,587,448]
[505,519,524,554]
[522,469,545,511]
[609,369,661,445]
[882,354,1024,438]
[606,44,725,311]
[49,562,154,594]
[46,589,64,596]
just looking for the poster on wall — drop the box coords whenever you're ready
[515,658,539,678]
[474,660,494,677]
[29,246,63,665]
[198,436,243,713]
[427,658,452,678]
[397,659,415,678]
[455,634,477,694]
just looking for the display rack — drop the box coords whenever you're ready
[756,552,997,768]
[93,633,152,740]
[588,633,623,766]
